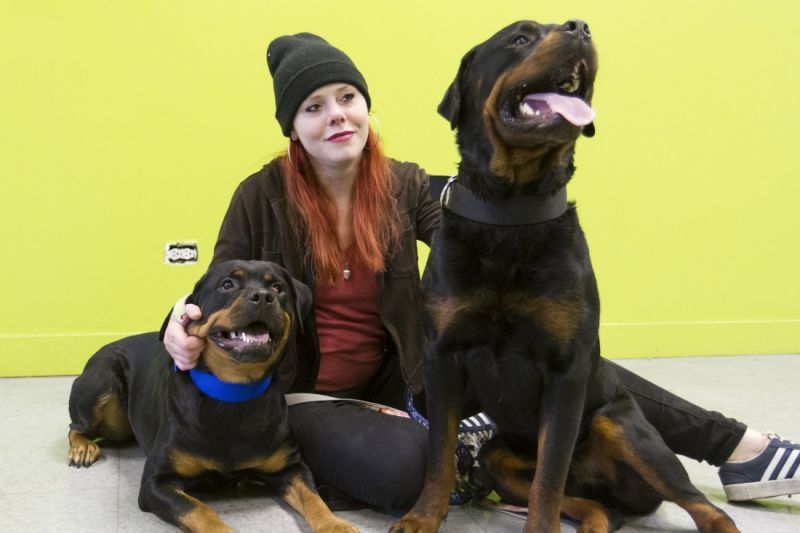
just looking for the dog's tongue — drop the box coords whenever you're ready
[523,93,595,126]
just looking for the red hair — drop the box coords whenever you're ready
[283,129,400,284]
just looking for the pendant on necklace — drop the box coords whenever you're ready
[343,262,352,281]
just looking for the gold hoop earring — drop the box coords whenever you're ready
[367,112,380,150]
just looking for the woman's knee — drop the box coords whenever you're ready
[288,401,428,510]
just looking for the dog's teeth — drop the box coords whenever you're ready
[225,329,270,345]
[520,102,535,116]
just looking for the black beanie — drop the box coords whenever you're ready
[267,33,371,137]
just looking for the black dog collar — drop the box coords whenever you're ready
[440,175,568,226]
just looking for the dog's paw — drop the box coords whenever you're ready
[67,433,101,468]
[389,514,441,533]
[316,517,359,533]
[576,521,610,533]
[700,514,740,533]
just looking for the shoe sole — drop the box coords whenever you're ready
[723,478,800,501]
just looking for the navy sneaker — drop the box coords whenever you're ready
[719,434,800,501]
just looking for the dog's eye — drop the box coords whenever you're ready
[272,283,284,294]
[512,35,530,46]
[220,279,234,290]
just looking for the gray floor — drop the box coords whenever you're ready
[1,354,798,532]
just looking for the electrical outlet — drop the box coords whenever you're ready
[165,241,198,264]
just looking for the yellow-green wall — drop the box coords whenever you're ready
[2,1,798,376]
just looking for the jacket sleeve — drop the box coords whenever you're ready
[211,183,257,266]
[413,167,441,246]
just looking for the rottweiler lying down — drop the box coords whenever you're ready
[392,20,738,533]
[68,260,357,533]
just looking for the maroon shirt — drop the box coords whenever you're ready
[314,251,386,392]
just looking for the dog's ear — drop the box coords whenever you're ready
[438,47,476,130]
[185,291,197,307]
[582,122,595,138]
[181,268,215,337]
[185,268,213,308]
[267,262,312,333]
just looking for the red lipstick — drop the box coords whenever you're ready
[327,131,354,142]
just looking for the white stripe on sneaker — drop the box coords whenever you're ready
[761,448,786,482]
[794,455,800,479]
[777,450,800,481]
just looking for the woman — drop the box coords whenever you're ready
[164,32,799,510]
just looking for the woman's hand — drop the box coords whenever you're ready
[164,300,204,370]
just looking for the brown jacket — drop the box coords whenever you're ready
[210,158,440,396]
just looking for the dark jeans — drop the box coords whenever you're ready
[288,359,747,511]
[608,361,746,466]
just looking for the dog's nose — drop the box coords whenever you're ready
[248,290,274,305]
[562,19,591,39]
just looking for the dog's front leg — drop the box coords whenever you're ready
[391,347,464,533]
[277,466,359,533]
[138,463,232,533]
[526,368,588,533]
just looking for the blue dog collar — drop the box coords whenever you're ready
[176,364,272,403]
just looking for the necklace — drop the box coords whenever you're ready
[342,245,353,281]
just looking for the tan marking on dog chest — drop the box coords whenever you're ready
[170,449,225,478]
[429,291,581,348]
[427,290,492,334]
[505,294,582,348]
[427,296,465,334]
[236,443,292,474]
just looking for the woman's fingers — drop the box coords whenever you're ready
[164,314,204,370]
[184,303,203,322]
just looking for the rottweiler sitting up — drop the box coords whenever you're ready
[392,20,738,533]
[68,260,357,533]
